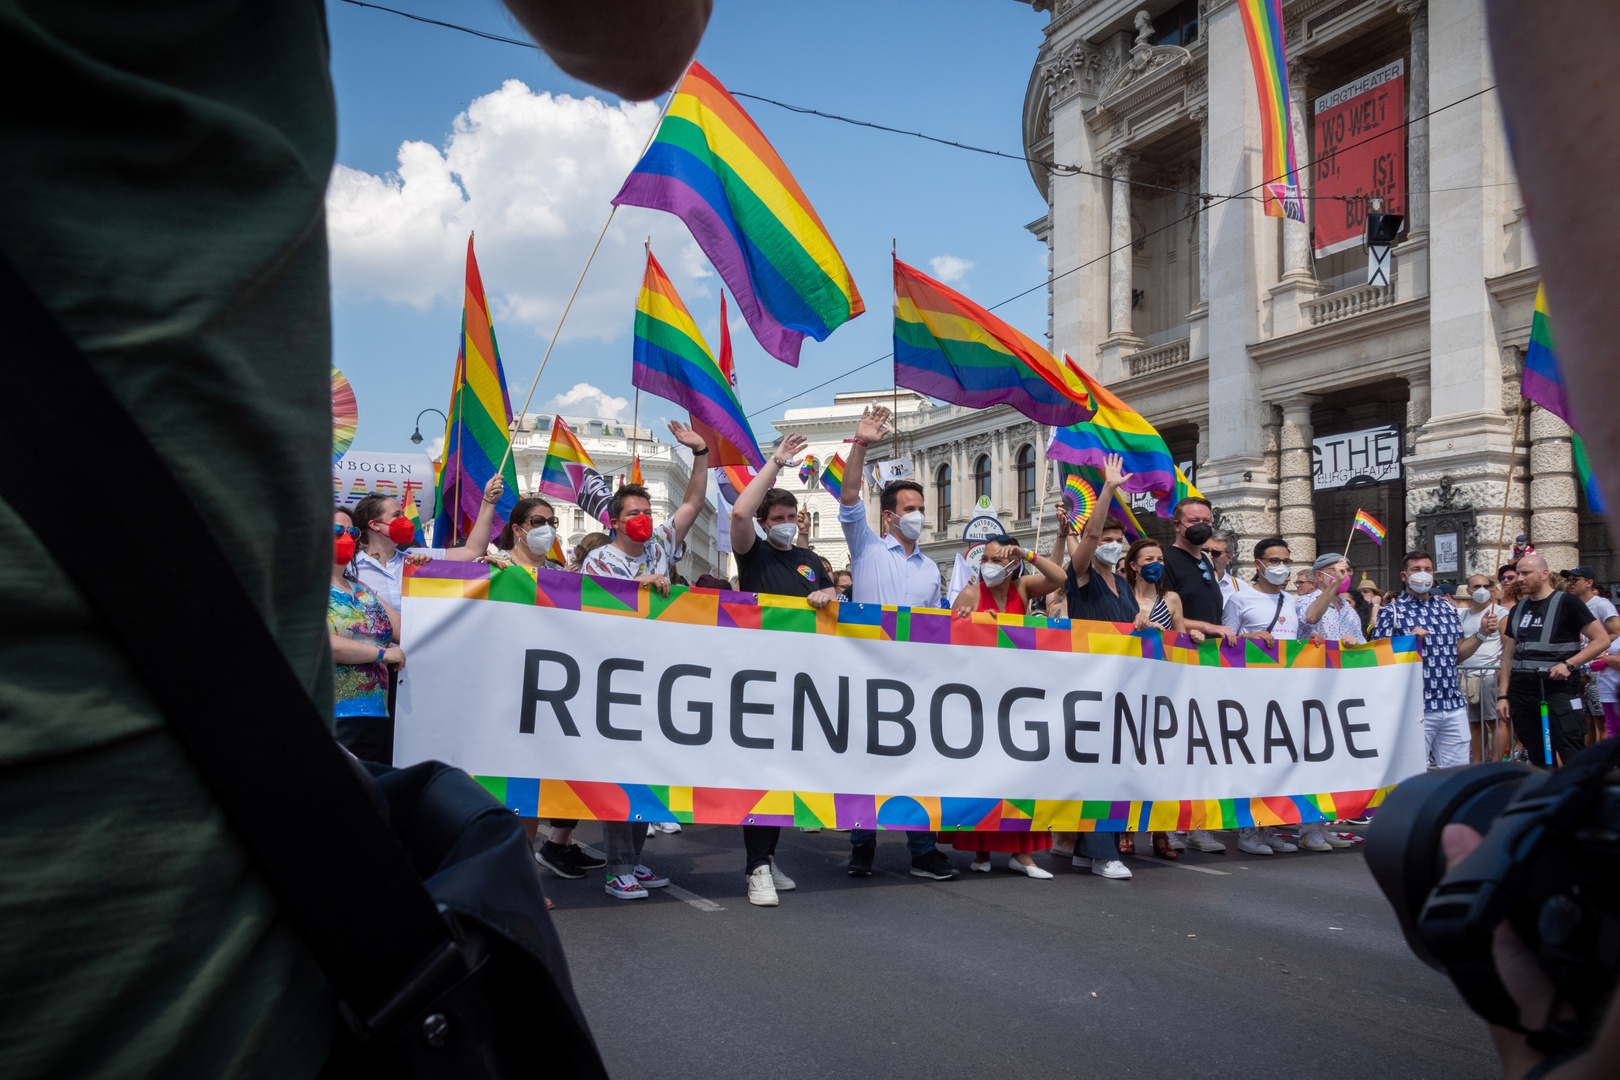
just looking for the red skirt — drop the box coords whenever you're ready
[946,830,1054,853]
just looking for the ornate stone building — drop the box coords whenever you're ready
[1018,0,1613,585]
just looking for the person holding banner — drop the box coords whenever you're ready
[727,432,836,905]
[352,475,505,614]
[1159,498,1235,646]
[582,420,711,597]
[329,508,403,763]
[838,405,956,880]
[949,533,1065,619]
[1058,455,1136,625]
[488,497,567,572]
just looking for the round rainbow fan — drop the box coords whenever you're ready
[1062,473,1097,527]
[331,365,358,464]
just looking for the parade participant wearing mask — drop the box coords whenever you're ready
[351,475,504,613]
[1298,553,1367,647]
[1494,555,1610,767]
[726,432,837,905]
[581,420,711,599]
[1459,573,1511,761]
[1564,566,1620,745]
[328,508,402,764]
[837,405,956,880]
[1058,454,1137,624]
[1159,496,1234,645]
[1375,551,1491,768]
[951,533,1066,618]
[490,497,567,572]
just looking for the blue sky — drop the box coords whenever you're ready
[328,0,1053,456]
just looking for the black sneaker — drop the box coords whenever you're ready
[848,844,875,877]
[909,849,959,880]
[536,841,586,879]
[566,843,607,871]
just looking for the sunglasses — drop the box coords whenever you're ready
[524,515,558,528]
[333,525,361,540]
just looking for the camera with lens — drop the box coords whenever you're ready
[1366,753,1620,1056]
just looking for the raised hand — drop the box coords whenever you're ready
[854,405,893,446]
[482,475,505,503]
[667,419,709,453]
[1102,452,1130,487]
[773,432,808,467]
[797,506,811,533]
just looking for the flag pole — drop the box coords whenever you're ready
[630,386,640,479]
[1494,397,1529,568]
[495,67,688,477]
[1343,513,1359,565]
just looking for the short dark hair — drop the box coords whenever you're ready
[1253,536,1288,561]
[1100,517,1127,536]
[1402,549,1433,570]
[757,487,798,522]
[1173,497,1213,522]
[832,568,852,584]
[880,478,924,514]
[609,483,651,522]
[1498,562,1519,580]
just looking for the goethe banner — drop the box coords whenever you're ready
[397,565,1426,833]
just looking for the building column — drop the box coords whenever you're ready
[1278,397,1319,566]
[1529,405,1579,570]
[1193,107,1210,311]
[1282,59,1318,282]
[952,439,968,523]
[1105,150,1139,337]
[1398,0,1429,237]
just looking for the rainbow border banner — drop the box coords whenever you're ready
[399,564,1423,831]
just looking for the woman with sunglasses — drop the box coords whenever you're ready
[488,496,568,572]
[329,507,403,764]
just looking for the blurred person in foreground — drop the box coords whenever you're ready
[0,2,711,1076]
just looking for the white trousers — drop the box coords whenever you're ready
[1423,705,1471,768]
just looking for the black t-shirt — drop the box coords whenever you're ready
[1065,565,1137,623]
[1162,545,1223,625]
[1504,592,1597,693]
[735,540,833,597]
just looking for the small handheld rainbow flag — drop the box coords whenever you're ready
[1061,474,1097,528]
[799,454,820,488]
[401,483,426,547]
[819,454,846,501]
[1352,509,1386,545]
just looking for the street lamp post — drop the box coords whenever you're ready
[410,408,448,446]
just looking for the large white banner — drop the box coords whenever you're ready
[395,565,1426,831]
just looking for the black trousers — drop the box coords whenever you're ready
[335,714,393,765]
[743,825,779,872]
[1508,683,1586,767]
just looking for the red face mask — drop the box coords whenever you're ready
[334,535,356,564]
[387,516,416,545]
[624,514,654,543]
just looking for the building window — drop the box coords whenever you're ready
[1153,0,1198,47]
[935,464,952,533]
[811,511,820,539]
[573,508,584,532]
[1017,445,1036,520]
[974,454,992,504]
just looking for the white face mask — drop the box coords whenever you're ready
[524,525,556,556]
[767,521,799,547]
[1096,540,1126,565]
[1471,587,1493,605]
[980,561,1011,587]
[892,510,926,540]
[1407,571,1434,595]
[1262,564,1292,586]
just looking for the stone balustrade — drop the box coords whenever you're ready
[1302,283,1396,327]
[1125,338,1192,377]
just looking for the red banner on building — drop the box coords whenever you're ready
[1311,59,1406,258]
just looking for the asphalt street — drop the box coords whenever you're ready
[548,823,1496,1080]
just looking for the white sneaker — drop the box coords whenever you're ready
[1186,829,1227,853]
[605,873,648,900]
[1090,859,1133,879]
[1167,831,1188,851]
[799,827,822,833]
[652,822,682,834]
[1071,855,1093,869]
[769,857,796,890]
[1236,828,1274,855]
[1321,828,1353,848]
[1297,823,1334,852]
[746,865,779,906]
[1260,826,1297,853]
[1007,858,1053,879]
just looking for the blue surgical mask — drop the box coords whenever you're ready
[1140,562,1164,583]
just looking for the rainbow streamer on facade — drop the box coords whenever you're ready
[1522,284,1605,512]
[1237,0,1305,222]
[432,235,520,542]
[893,257,1095,427]
[1352,509,1386,545]
[614,62,864,367]
[819,454,846,501]
[633,250,764,469]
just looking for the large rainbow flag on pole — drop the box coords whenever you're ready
[633,250,764,469]
[1237,0,1305,222]
[433,235,520,543]
[893,258,1095,427]
[613,62,864,367]
[1522,284,1606,513]
[1046,356,1204,516]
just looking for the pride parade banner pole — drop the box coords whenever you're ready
[397,564,1427,832]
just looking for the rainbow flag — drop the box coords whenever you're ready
[432,235,520,543]
[799,454,820,488]
[1352,509,1386,545]
[401,482,426,547]
[634,250,764,469]
[538,416,613,525]
[1523,284,1606,513]
[819,454,846,501]
[1058,462,1143,541]
[893,258,1095,427]
[1237,0,1304,222]
[1046,356,1203,515]
[614,62,864,367]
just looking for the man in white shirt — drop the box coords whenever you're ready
[837,404,955,881]
[1459,573,1511,761]
[1221,537,1301,856]
[352,475,504,612]
[1565,565,1620,743]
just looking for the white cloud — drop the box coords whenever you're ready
[327,81,713,341]
[928,254,976,284]
[541,382,629,420]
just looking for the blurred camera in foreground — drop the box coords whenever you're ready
[1366,760,1620,1056]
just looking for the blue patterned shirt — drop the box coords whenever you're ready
[1373,591,1465,711]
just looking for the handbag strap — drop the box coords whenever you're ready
[1265,590,1285,634]
[0,255,457,1031]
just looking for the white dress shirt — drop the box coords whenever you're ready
[839,502,941,608]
